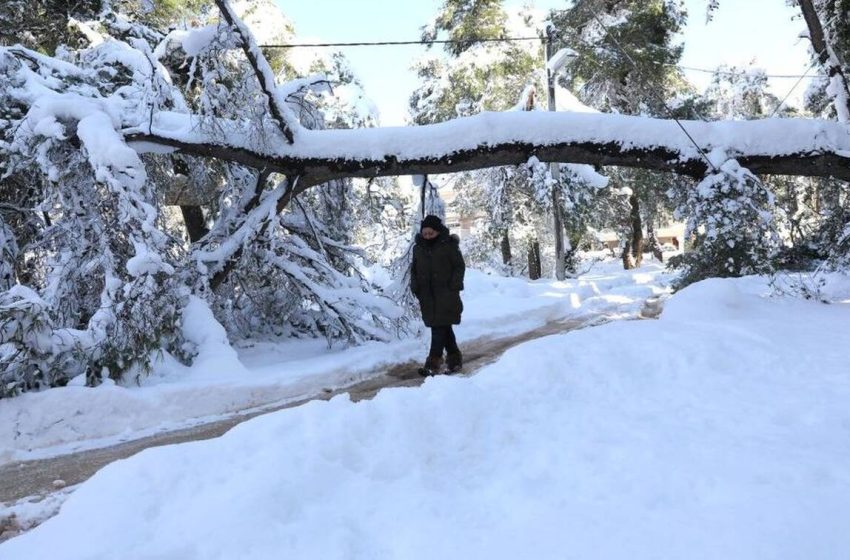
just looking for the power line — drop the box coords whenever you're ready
[770,58,820,117]
[258,36,817,79]
[259,36,541,48]
[679,65,816,79]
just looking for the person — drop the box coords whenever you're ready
[410,215,466,375]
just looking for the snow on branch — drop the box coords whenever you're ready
[213,0,298,144]
[798,0,850,123]
[127,110,850,193]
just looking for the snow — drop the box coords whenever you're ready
[0,259,669,464]
[546,47,578,74]
[2,272,849,559]
[156,25,220,58]
[180,296,248,379]
[125,243,175,277]
[0,486,76,542]
[138,108,850,170]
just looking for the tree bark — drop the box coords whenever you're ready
[527,239,541,280]
[629,191,644,268]
[180,205,209,243]
[500,230,512,267]
[798,0,850,122]
[646,221,663,262]
[621,239,634,270]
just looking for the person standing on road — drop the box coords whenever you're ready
[410,215,466,375]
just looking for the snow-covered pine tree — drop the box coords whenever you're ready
[159,0,405,344]
[795,0,850,269]
[669,153,781,288]
[524,158,618,275]
[700,59,845,272]
[0,18,190,394]
[411,1,561,277]
[549,0,688,269]
[0,0,405,396]
[704,65,792,120]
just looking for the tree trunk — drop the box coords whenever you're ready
[798,0,850,123]
[126,114,850,197]
[500,230,512,267]
[646,221,663,262]
[527,239,541,280]
[621,239,634,270]
[546,29,566,281]
[180,205,209,243]
[629,191,644,268]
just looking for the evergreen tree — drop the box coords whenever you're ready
[410,1,551,277]
[549,0,688,269]
[0,0,403,396]
[422,0,508,57]
[669,154,781,288]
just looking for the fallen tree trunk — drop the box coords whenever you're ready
[127,111,850,203]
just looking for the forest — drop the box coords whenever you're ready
[0,0,848,397]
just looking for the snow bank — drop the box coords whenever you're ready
[0,260,669,463]
[180,296,247,379]
[3,274,848,559]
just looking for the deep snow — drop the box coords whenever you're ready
[2,272,848,559]
[0,259,669,464]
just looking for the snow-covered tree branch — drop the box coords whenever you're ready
[125,111,850,193]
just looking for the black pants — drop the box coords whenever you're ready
[430,326,459,357]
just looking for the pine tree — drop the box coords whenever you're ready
[549,0,688,269]
[0,0,405,396]
[422,0,508,57]
[410,1,551,277]
[669,155,781,288]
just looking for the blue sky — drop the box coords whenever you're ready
[275,0,811,125]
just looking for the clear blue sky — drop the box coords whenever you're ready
[275,0,811,125]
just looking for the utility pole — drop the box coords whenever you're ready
[545,25,566,280]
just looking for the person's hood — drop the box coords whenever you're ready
[415,225,458,246]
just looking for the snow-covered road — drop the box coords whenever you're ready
[2,272,848,559]
[1,261,669,465]
[0,260,671,540]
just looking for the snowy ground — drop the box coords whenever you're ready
[2,271,848,559]
[0,258,669,465]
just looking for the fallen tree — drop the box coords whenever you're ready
[126,110,850,199]
[1,0,848,396]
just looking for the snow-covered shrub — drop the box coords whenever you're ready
[0,21,190,393]
[670,155,781,288]
[0,286,83,397]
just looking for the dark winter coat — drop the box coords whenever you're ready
[410,228,465,327]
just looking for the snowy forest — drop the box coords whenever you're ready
[1,0,847,396]
[0,0,849,556]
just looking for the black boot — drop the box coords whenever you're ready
[446,351,463,373]
[418,355,444,376]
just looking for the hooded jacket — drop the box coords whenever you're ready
[410,226,465,327]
